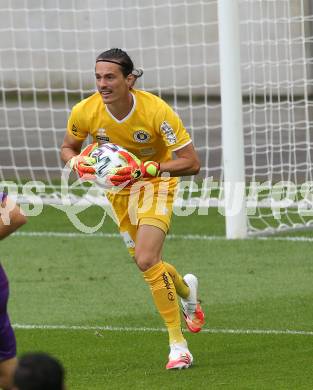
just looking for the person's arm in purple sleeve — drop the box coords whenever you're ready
[0,193,27,389]
[0,194,27,240]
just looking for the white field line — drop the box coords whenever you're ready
[12,323,313,336]
[13,231,313,242]
[14,231,221,240]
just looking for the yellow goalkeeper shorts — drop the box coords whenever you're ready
[106,178,177,256]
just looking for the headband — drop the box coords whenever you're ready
[95,59,124,67]
[96,58,143,78]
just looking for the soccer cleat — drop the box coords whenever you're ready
[166,342,193,370]
[181,274,205,333]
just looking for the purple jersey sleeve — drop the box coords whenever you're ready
[0,192,7,203]
[0,265,16,361]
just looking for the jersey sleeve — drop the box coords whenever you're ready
[156,101,192,152]
[66,103,89,141]
[0,192,7,203]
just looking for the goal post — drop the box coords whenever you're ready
[218,0,247,239]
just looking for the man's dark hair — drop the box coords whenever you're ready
[96,48,143,78]
[13,353,64,390]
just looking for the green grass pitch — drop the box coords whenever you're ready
[2,206,313,389]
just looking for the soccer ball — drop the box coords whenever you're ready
[89,143,133,188]
[90,143,128,177]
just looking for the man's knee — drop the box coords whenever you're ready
[134,249,160,272]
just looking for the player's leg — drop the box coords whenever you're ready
[135,224,193,369]
[107,184,202,367]
[162,262,204,332]
[135,225,183,341]
[0,265,17,390]
[134,181,190,298]
[137,181,205,334]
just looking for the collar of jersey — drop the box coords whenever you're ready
[105,92,136,123]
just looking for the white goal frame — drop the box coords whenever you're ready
[218,0,247,239]
[1,1,313,238]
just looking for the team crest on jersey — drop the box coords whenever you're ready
[133,130,151,143]
[96,128,110,144]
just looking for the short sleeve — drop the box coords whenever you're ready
[157,102,192,152]
[67,104,89,141]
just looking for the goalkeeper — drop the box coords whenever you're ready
[61,48,205,370]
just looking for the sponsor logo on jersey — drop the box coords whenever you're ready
[138,147,156,157]
[96,128,110,144]
[160,121,177,145]
[71,124,78,137]
[133,130,151,143]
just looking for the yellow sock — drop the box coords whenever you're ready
[143,262,185,345]
[163,261,190,299]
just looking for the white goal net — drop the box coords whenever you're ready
[0,0,312,236]
[240,0,313,234]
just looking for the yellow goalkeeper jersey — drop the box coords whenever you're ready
[67,89,192,194]
[67,89,192,162]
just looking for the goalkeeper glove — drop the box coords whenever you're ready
[69,143,98,179]
[107,150,160,186]
[140,160,161,178]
